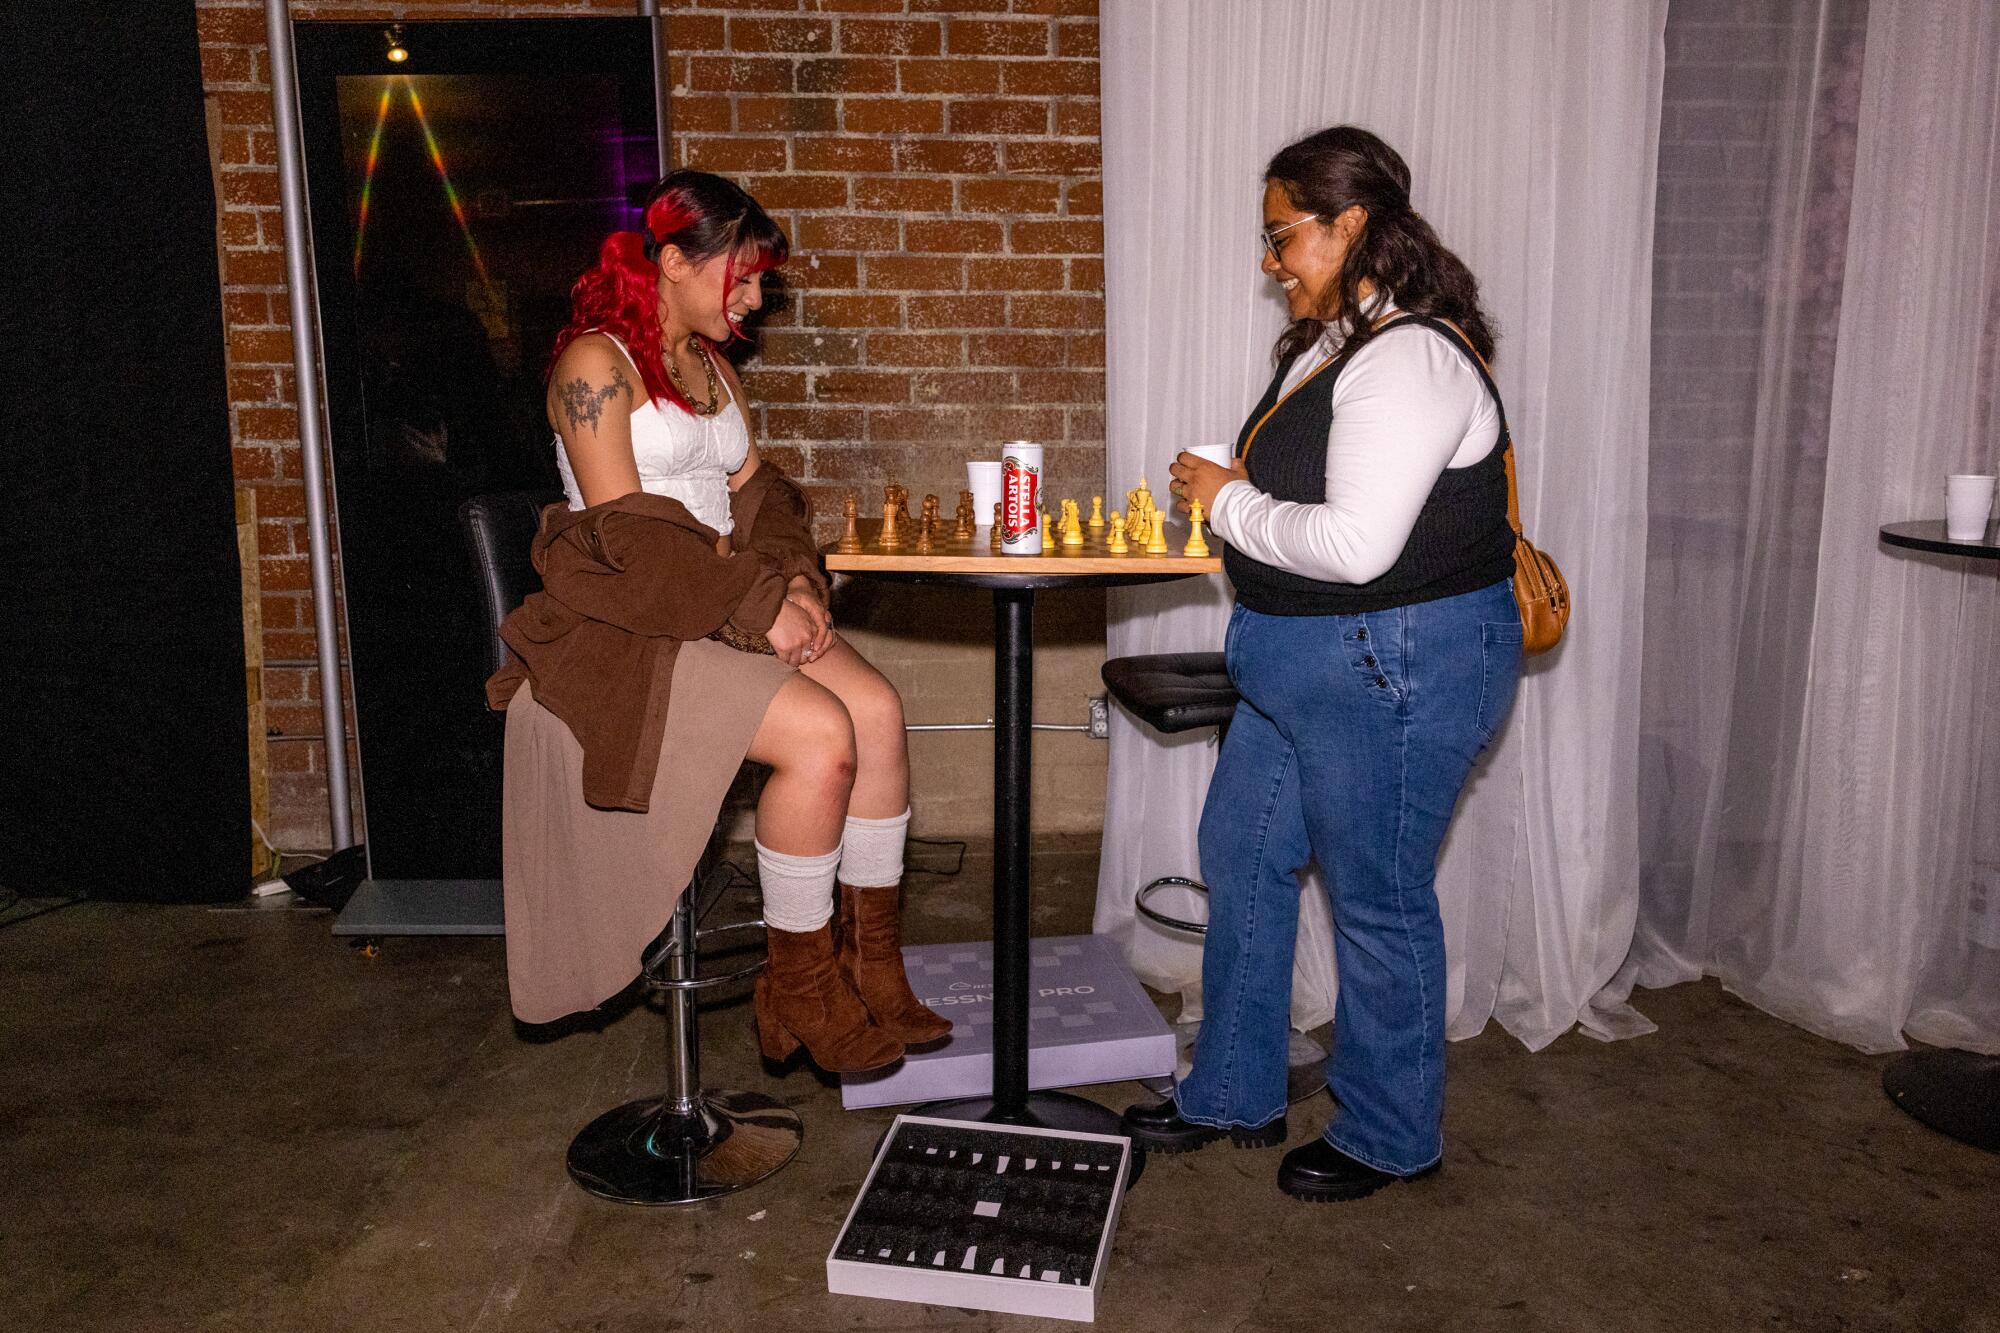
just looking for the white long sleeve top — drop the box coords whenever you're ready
[1209,304,1502,585]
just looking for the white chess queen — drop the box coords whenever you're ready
[495,170,948,1071]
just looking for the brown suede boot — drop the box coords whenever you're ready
[753,922,904,1074]
[836,881,954,1045]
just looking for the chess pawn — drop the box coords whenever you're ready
[1107,512,1128,554]
[923,493,941,534]
[956,490,976,538]
[1038,509,1054,553]
[1184,499,1210,557]
[839,492,863,554]
[881,498,901,548]
[1145,505,1170,554]
[990,502,1003,550]
[1088,496,1104,530]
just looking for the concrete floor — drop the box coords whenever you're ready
[4,841,1996,1333]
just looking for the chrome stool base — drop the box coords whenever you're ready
[568,1090,804,1206]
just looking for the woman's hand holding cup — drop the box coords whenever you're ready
[1169,445,1246,514]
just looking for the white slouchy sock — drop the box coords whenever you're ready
[755,841,841,932]
[839,808,912,889]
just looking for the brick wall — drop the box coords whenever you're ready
[196,0,1105,847]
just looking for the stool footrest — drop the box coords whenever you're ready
[1135,875,1210,936]
[642,918,768,991]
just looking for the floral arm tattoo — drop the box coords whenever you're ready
[557,363,632,435]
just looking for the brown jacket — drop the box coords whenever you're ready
[486,462,826,811]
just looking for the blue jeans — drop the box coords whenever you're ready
[1172,580,1522,1175]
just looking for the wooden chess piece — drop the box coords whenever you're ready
[1127,503,1148,550]
[990,502,1003,550]
[1061,498,1084,546]
[1088,496,1104,530]
[1038,509,1054,554]
[916,520,933,554]
[922,494,941,539]
[1134,477,1153,515]
[1184,499,1210,557]
[880,497,901,548]
[1107,512,1128,553]
[839,491,863,553]
[956,490,976,539]
[1145,503,1170,554]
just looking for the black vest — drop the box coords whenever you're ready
[1224,315,1516,616]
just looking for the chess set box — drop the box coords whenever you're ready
[825,1114,1132,1323]
[839,934,1176,1110]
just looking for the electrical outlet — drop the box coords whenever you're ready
[1087,695,1110,739]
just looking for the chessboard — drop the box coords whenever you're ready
[821,482,1224,576]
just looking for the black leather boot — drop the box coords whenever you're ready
[1276,1137,1437,1202]
[1120,1098,1287,1154]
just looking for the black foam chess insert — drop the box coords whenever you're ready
[834,1122,1124,1287]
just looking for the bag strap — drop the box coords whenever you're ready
[1372,313,1523,538]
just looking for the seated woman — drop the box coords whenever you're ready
[487,170,949,1072]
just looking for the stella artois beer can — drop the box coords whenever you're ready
[1000,441,1043,555]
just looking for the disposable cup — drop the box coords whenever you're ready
[967,460,1003,526]
[1945,473,1996,541]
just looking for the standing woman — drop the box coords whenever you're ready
[1123,127,1524,1200]
[488,171,950,1072]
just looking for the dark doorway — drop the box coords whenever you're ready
[294,19,661,882]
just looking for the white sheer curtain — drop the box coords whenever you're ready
[1094,0,1667,1049]
[1625,0,2000,1054]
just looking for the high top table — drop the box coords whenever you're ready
[826,516,1220,1156]
[1876,519,2000,1153]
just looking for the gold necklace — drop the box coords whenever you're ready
[665,338,722,416]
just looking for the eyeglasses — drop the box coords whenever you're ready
[1260,213,1320,262]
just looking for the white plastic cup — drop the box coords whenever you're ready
[1946,473,1997,541]
[1185,443,1235,470]
[967,459,1003,526]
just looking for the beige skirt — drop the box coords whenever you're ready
[502,638,795,1024]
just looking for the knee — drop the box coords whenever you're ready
[788,703,858,795]
[845,676,907,756]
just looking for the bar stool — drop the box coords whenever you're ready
[461,491,802,1205]
[1100,651,1327,1104]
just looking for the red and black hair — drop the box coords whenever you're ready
[547,170,788,414]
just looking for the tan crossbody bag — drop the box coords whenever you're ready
[1408,316,1570,655]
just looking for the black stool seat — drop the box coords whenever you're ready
[1101,652,1238,734]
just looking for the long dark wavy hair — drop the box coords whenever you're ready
[1267,126,1496,367]
[547,170,787,413]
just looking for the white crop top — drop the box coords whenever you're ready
[554,332,749,534]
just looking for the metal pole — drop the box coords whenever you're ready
[638,0,670,172]
[661,892,700,1118]
[991,588,1034,1122]
[264,0,354,848]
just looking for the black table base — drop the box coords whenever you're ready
[1882,1049,2000,1154]
[841,569,1199,1191]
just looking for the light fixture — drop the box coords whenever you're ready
[384,25,409,64]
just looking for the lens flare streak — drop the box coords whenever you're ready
[350,76,493,290]
[350,84,394,278]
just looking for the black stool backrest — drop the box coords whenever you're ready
[458,490,564,677]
